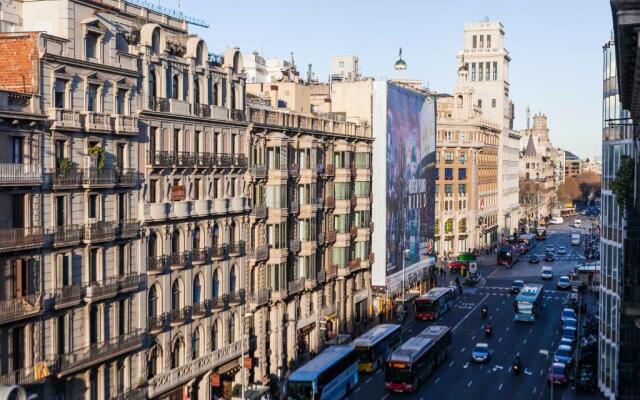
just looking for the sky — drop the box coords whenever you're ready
[176,0,611,161]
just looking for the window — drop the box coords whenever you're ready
[332,246,349,268]
[478,99,482,108]
[471,63,476,81]
[444,168,453,180]
[333,214,351,233]
[458,184,467,194]
[229,265,237,293]
[268,262,286,291]
[85,31,100,60]
[472,35,477,48]
[192,329,201,360]
[492,99,497,108]
[172,74,180,100]
[171,280,181,310]
[171,339,183,368]
[212,269,220,298]
[354,181,370,197]
[459,152,467,164]
[479,63,483,81]
[493,62,498,80]
[444,184,453,195]
[334,182,350,200]
[89,305,99,344]
[12,136,23,164]
[149,179,158,203]
[458,168,467,179]
[87,84,100,112]
[88,194,99,219]
[118,244,127,275]
[479,35,484,48]
[116,88,127,115]
[354,152,370,168]
[485,62,490,80]
[89,248,99,282]
[148,285,158,317]
[55,196,66,226]
[54,79,67,108]
[486,35,491,48]
[194,178,201,200]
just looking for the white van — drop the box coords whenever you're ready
[550,217,564,225]
[574,219,582,228]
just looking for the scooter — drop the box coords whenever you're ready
[484,325,493,337]
[481,307,488,319]
[512,361,521,375]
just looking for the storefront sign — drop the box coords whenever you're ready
[297,313,317,330]
[297,322,316,337]
[210,373,221,387]
[170,185,186,201]
[243,356,253,369]
[34,362,51,380]
[353,288,369,303]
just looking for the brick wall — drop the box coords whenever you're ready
[0,32,39,94]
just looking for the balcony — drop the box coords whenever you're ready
[192,103,211,118]
[57,329,145,377]
[50,224,84,246]
[147,150,174,167]
[211,244,227,260]
[170,306,191,326]
[53,284,84,309]
[192,247,210,264]
[251,203,267,219]
[84,221,117,243]
[289,164,300,178]
[83,112,111,132]
[52,169,82,188]
[249,289,270,308]
[349,258,362,272]
[116,168,138,186]
[247,244,269,262]
[147,313,169,333]
[232,154,248,168]
[0,359,56,386]
[50,108,81,130]
[172,201,192,218]
[84,276,119,302]
[326,264,338,280]
[194,199,211,216]
[0,163,42,186]
[0,226,44,253]
[176,152,195,168]
[325,230,336,244]
[213,153,232,168]
[195,152,213,167]
[192,299,211,318]
[169,251,191,270]
[289,239,301,253]
[228,289,245,305]
[147,339,246,398]
[213,198,229,214]
[118,220,140,238]
[325,196,335,209]
[81,168,116,187]
[324,164,335,177]
[250,164,267,179]
[114,115,138,135]
[288,278,305,295]
[148,96,170,112]
[147,255,166,274]
[231,109,245,121]
[0,293,43,325]
[304,277,317,290]
[110,387,147,400]
[228,241,245,256]
[118,273,144,294]
[229,197,247,212]
[210,295,227,310]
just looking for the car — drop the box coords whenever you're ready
[541,266,554,280]
[528,254,540,264]
[464,272,482,287]
[471,342,491,363]
[545,251,555,262]
[554,345,574,365]
[558,246,567,255]
[560,337,574,348]
[546,245,555,252]
[448,260,467,273]
[561,308,577,324]
[562,326,578,344]
[564,318,578,330]
[548,362,570,385]
[511,280,524,294]
[557,276,571,290]
[550,217,564,224]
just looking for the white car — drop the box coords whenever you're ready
[541,266,554,280]
[558,246,567,255]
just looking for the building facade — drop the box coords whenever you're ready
[564,150,582,178]
[599,35,639,400]
[435,64,500,255]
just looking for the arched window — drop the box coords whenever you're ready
[196,42,204,65]
[151,28,161,55]
[148,284,159,317]
[193,76,200,105]
[147,346,160,379]
[171,280,181,310]
[445,219,454,234]
[230,82,236,110]
[171,337,183,369]
[191,328,201,360]
[148,234,157,258]
[192,227,200,251]
[149,69,157,98]
[434,218,440,235]
[229,221,237,243]
[211,320,219,351]
[229,265,237,293]
[459,218,467,233]
[171,230,180,254]
[212,269,220,298]
[228,314,236,343]
[212,224,220,247]
[172,74,180,100]
[193,275,202,304]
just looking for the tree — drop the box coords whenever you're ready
[557,176,581,204]
[575,171,601,203]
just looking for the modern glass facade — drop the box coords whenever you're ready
[600,40,637,400]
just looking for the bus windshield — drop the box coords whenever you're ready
[517,302,533,314]
[355,346,374,363]
[385,365,412,383]
[415,300,437,313]
[286,381,313,399]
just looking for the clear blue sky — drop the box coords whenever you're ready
[179,0,611,160]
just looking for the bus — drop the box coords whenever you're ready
[384,325,452,393]
[286,345,358,400]
[513,283,545,322]
[414,287,457,320]
[497,244,519,268]
[353,324,402,372]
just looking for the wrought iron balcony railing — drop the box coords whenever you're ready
[0,226,44,252]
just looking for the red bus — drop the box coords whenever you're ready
[414,287,457,320]
[384,325,452,393]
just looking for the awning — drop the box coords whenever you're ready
[218,358,241,375]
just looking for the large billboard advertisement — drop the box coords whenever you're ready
[384,84,436,287]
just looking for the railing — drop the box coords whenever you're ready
[52,168,83,187]
[192,299,211,317]
[247,244,269,262]
[114,115,138,135]
[192,103,211,118]
[147,255,166,273]
[349,258,361,271]
[85,276,119,300]
[251,203,267,219]
[53,284,84,308]
[84,221,117,242]
[249,289,270,307]
[192,247,210,264]
[170,306,191,325]
[326,264,338,280]
[231,109,245,121]
[228,289,245,305]
[249,164,267,179]
[289,239,301,253]
[228,241,245,256]
[288,278,305,295]
[0,359,55,386]
[109,387,148,400]
[0,163,42,185]
[211,244,227,259]
[232,154,248,168]
[118,220,140,237]
[148,96,170,112]
[213,153,232,168]
[325,230,336,243]
[82,168,116,185]
[147,150,174,167]
[51,224,84,245]
[0,293,43,324]
[196,152,213,167]
[0,226,44,252]
[118,273,144,292]
[210,295,227,310]
[57,329,145,375]
[169,251,191,268]
[176,151,195,167]
[147,313,169,332]
[116,168,138,186]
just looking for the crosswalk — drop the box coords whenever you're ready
[530,252,584,262]
[468,286,569,301]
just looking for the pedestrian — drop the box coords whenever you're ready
[378,310,384,324]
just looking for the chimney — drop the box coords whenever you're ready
[269,85,279,108]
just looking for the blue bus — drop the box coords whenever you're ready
[513,283,544,322]
[286,345,358,399]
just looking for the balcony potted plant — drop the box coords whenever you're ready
[88,145,106,170]
[59,157,73,175]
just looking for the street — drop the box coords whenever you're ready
[348,222,598,400]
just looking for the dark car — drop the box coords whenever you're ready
[448,260,467,273]
[464,272,482,287]
[577,366,597,393]
[528,254,540,264]
[511,280,524,294]
[545,252,555,262]
[548,362,569,386]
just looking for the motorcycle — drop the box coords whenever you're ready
[481,307,488,319]
[512,361,522,375]
[484,325,493,336]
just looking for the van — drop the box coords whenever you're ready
[574,219,582,228]
[550,217,564,225]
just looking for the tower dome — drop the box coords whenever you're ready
[394,47,407,71]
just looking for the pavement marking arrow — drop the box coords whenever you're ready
[524,368,533,376]
[449,361,455,367]
[463,362,470,369]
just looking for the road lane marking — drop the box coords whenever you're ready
[365,377,373,384]
[539,369,544,376]
[502,300,506,304]
[435,377,441,384]
[532,387,537,394]
[467,380,472,387]
[382,394,390,400]
[498,337,503,343]
[449,361,455,367]
[463,362,469,369]
[529,328,533,333]
[523,339,527,344]
[454,294,490,332]
[376,369,382,375]
[498,383,503,391]
[496,307,500,311]
[354,387,361,393]
[472,335,476,340]
[506,327,510,332]
[461,347,466,353]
